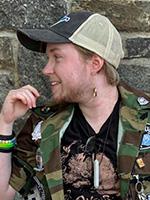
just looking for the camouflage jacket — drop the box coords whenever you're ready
[9,82,150,200]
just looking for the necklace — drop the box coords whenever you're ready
[83,100,118,189]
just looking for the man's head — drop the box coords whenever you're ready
[42,42,100,103]
[17,10,124,69]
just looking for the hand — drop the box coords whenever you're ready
[0,85,40,125]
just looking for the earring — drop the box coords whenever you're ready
[93,87,97,97]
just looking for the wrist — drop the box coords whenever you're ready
[0,114,14,136]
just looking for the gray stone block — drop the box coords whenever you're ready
[118,59,150,92]
[125,37,150,58]
[17,46,51,105]
[0,0,67,29]
[0,71,15,106]
[70,0,150,32]
[0,37,15,69]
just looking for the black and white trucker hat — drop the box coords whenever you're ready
[17,11,124,69]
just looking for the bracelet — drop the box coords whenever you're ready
[0,133,15,140]
[0,147,14,153]
[0,134,16,153]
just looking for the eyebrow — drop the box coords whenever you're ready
[46,47,61,54]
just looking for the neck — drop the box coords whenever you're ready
[79,84,119,133]
[79,83,118,113]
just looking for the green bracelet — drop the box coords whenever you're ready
[0,137,16,152]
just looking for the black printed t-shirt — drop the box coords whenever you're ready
[61,99,121,200]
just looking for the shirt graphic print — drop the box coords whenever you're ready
[61,102,121,200]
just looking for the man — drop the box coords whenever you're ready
[0,11,149,200]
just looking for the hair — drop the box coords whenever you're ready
[75,45,120,86]
[104,62,120,85]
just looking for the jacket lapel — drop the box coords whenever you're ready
[40,104,73,200]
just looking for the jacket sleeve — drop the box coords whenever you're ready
[9,112,41,193]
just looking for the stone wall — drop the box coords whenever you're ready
[0,0,150,122]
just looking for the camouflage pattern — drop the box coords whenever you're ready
[9,82,150,200]
[118,83,150,199]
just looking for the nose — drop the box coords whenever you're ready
[42,59,54,76]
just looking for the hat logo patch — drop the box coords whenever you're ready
[51,15,70,27]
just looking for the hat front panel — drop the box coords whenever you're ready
[50,12,93,40]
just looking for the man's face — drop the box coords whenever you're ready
[42,43,93,103]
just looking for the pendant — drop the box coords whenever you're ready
[94,159,100,188]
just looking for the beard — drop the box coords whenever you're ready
[51,84,89,104]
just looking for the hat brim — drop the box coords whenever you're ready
[17,29,70,53]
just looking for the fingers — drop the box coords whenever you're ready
[22,85,40,98]
[8,85,40,109]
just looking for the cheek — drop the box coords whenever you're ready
[60,72,79,90]
[59,66,78,81]
[69,70,81,83]
[57,60,87,84]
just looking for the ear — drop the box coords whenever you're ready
[90,54,104,75]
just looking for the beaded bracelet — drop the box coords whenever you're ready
[0,134,16,153]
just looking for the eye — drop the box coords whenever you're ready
[54,55,62,61]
